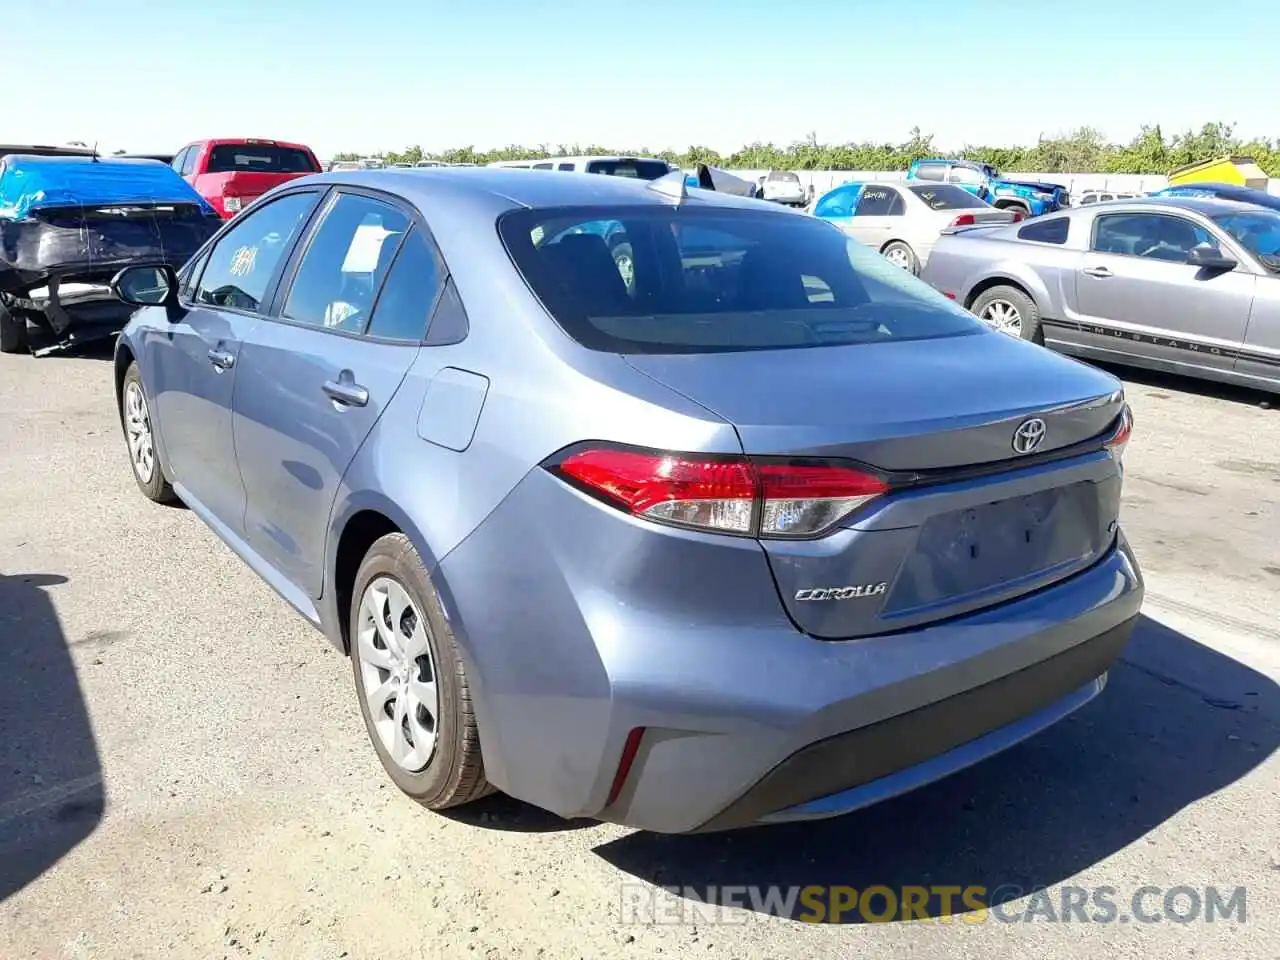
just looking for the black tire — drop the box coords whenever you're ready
[349,532,492,809]
[881,240,920,276]
[119,362,178,503]
[971,284,1044,345]
[998,202,1032,219]
[0,301,28,355]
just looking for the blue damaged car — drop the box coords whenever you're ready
[908,159,1070,218]
[0,153,221,354]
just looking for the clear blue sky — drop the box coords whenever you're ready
[4,0,1268,158]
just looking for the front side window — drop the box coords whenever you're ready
[947,165,985,186]
[170,147,189,175]
[282,193,410,333]
[195,191,318,312]
[499,205,984,355]
[854,186,903,217]
[814,185,861,219]
[1093,213,1212,263]
[908,184,987,210]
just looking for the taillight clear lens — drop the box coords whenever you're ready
[554,447,888,538]
[1105,405,1133,464]
[756,462,888,537]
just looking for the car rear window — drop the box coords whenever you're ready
[908,184,987,210]
[584,159,670,180]
[767,171,800,182]
[205,145,319,174]
[499,205,984,355]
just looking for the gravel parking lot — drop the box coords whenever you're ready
[1,347,1277,959]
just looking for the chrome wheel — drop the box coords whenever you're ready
[357,576,438,773]
[123,381,156,483]
[981,299,1023,337]
[883,246,912,269]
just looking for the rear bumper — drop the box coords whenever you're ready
[436,466,1144,834]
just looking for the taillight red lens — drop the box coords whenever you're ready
[950,213,976,227]
[554,447,888,538]
[1104,405,1133,464]
[1011,210,1026,222]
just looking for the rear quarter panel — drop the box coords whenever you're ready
[922,228,1081,322]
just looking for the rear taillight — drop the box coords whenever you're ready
[950,213,976,227]
[552,446,889,538]
[1011,210,1026,222]
[1104,406,1133,464]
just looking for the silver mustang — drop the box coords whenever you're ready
[920,196,1280,394]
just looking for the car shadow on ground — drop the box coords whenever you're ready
[0,572,105,902]
[593,614,1279,923]
[439,791,598,833]
[1103,362,1275,409]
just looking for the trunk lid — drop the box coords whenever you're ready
[193,171,313,213]
[626,332,1126,638]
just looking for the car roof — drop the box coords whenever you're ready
[306,166,785,216]
[1097,195,1265,217]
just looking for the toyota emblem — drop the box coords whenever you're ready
[1012,417,1047,454]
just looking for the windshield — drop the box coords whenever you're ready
[206,145,319,174]
[908,184,988,210]
[1213,210,1280,265]
[584,159,671,180]
[499,205,985,354]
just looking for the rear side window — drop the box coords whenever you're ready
[282,193,410,332]
[913,163,945,182]
[814,185,860,218]
[854,186,904,217]
[180,148,198,176]
[947,165,985,186]
[205,144,319,174]
[1018,217,1070,244]
[195,191,318,312]
[584,159,670,180]
[365,229,444,341]
[908,184,987,210]
[499,205,983,355]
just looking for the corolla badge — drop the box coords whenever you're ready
[1012,417,1047,455]
[795,583,888,602]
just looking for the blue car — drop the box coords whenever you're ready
[0,154,220,354]
[908,159,1070,218]
[1149,181,1280,212]
[111,167,1142,833]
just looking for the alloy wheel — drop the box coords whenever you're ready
[357,576,439,773]
[123,381,156,483]
[981,299,1023,337]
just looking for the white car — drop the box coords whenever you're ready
[813,181,1019,275]
[758,170,807,206]
[488,155,674,179]
[1076,189,1141,205]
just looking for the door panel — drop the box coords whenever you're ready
[1073,213,1255,373]
[144,309,253,528]
[232,328,419,595]
[1238,275,1280,387]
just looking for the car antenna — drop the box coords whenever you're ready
[647,168,688,205]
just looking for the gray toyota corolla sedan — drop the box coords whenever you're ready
[110,167,1142,833]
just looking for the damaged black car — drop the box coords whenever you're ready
[0,153,222,355]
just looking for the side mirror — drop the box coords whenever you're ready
[111,264,179,308]
[1187,243,1236,271]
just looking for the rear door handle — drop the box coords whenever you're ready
[1082,266,1114,278]
[207,347,235,370]
[323,375,369,408]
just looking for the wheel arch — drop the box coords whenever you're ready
[964,272,1048,315]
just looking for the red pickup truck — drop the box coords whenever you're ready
[171,138,321,218]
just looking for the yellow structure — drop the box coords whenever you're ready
[1167,155,1269,189]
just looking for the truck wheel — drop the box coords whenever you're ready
[0,302,29,354]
